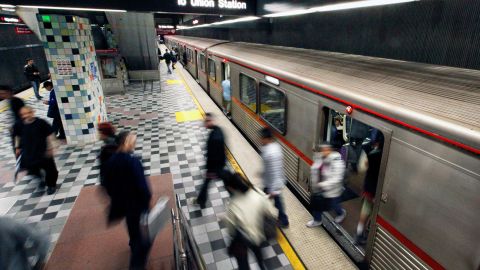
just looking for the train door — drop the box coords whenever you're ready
[316,106,391,262]
[221,62,231,115]
[194,50,198,79]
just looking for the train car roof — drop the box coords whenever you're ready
[166,35,225,50]
[172,35,480,152]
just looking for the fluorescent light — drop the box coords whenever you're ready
[0,4,15,8]
[18,5,127,12]
[264,0,418,17]
[192,19,199,25]
[211,16,259,25]
[265,75,280,85]
[2,7,15,11]
[264,9,315,18]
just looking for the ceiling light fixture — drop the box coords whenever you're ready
[18,5,127,12]
[264,0,418,17]
[0,4,15,8]
[211,16,260,25]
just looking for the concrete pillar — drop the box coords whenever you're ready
[37,14,108,144]
[106,12,159,80]
[16,7,41,38]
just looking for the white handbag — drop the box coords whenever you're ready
[141,197,170,242]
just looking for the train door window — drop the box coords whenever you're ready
[208,58,216,81]
[259,83,286,134]
[320,107,385,247]
[200,53,206,72]
[239,74,257,112]
[222,62,230,81]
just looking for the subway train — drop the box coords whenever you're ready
[165,35,480,270]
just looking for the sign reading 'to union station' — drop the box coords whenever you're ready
[178,0,248,10]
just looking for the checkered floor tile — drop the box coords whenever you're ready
[0,64,292,269]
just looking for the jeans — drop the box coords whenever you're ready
[126,211,151,270]
[31,81,41,99]
[166,62,172,73]
[264,188,289,226]
[312,196,343,222]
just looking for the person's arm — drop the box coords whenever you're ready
[318,157,345,190]
[45,134,55,158]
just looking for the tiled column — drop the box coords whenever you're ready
[37,14,108,144]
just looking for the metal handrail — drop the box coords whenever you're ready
[173,194,206,270]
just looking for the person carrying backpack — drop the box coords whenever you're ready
[306,143,347,228]
[171,48,178,70]
[223,173,275,270]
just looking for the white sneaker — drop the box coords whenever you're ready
[334,209,347,223]
[306,220,322,228]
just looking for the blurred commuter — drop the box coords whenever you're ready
[356,134,384,244]
[224,173,274,270]
[104,131,152,269]
[0,216,49,270]
[24,58,42,100]
[196,113,226,208]
[260,128,289,228]
[0,85,25,151]
[331,116,345,150]
[222,76,231,116]
[42,81,65,140]
[306,144,346,228]
[171,48,178,70]
[182,47,187,65]
[163,49,172,74]
[14,106,58,195]
[97,122,117,186]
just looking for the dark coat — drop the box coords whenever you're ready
[104,152,151,222]
[24,64,40,82]
[206,126,226,172]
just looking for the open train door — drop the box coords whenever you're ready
[317,106,392,265]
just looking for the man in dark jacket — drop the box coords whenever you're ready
[163,49,172,74]
[24,58,42,100]
[104,131,152,269]
[15,106,58,194]
[196,113,226,208]
[43,81,65,139]
[0,86,25,152]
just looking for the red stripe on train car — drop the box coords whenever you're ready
[220,56,480,156]
[232,97,314,165]
[376,216,446,270]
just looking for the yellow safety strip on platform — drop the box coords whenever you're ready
[0,88,47,113]
[175,110,203,122]
[175,68,306,270]
[166,79,182,85]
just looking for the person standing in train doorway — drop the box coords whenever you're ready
[260,127,290,228]
[356,134,384,244]
[196,113,227,209]
[221,64,231,117]
[24,58,42,100]
[306,143,346,228]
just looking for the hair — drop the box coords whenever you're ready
[115,130,130,146]
[260,127,273,139]
[43,81,53,88]
[313,142,332,152]
[26,58,33,62]
[0,85,13,93]
[98,122,116,137]
[225,172,250,193]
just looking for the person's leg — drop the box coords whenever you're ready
[250,243,266,270]
[273,194,289,226]
[196,175,212,208]
[56,115,66,139]
[126,212,150,269]
[42,158,58,190]
[51,117,59,137]
[31,81,41,99]
[331,196,344,216]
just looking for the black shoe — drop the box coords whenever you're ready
[37,96,43,100]
[277,221,289,229]
[47,187,56,195]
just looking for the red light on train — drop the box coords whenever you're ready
[346,106,353,114]
[222,58,228,63]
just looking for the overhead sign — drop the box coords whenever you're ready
[2,0,256,15]
[177,0,247,10]
[15,26,33,34]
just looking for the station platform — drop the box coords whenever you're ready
[0,54,357,269]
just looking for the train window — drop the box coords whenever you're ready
[188,49,194,63]
[208,58,216,81]
[259,83,286,134]
[200,53,206,71]
[240,74,257,112]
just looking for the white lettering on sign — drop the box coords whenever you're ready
[177,0,247,10]
[219,0,247,9]
[191,0,215,8]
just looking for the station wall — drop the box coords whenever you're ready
[181,0,480,70]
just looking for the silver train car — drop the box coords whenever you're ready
[165,35,480,270]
